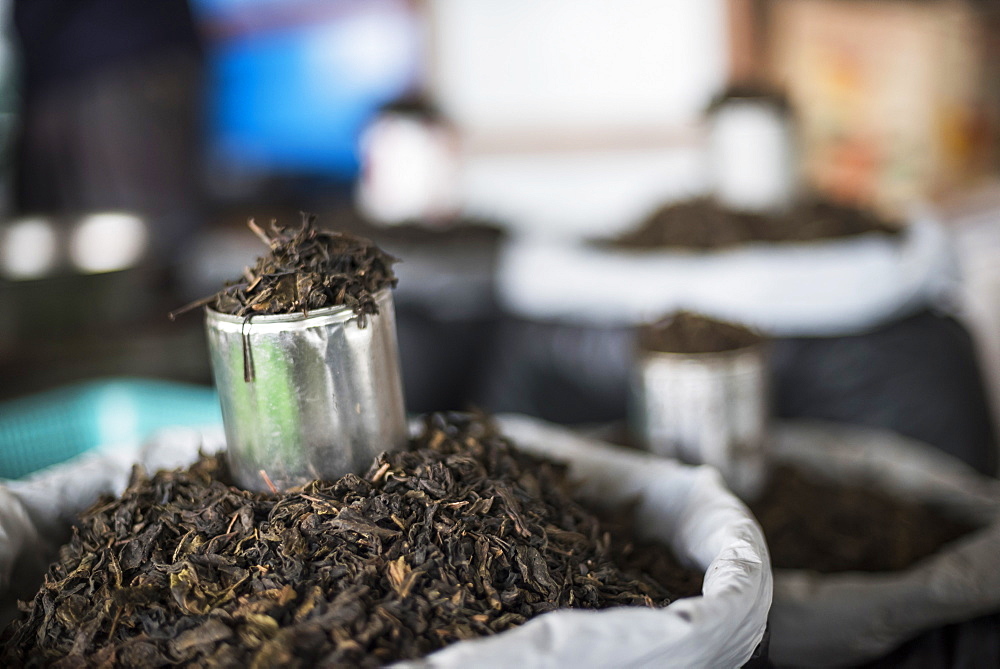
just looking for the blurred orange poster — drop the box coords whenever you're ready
[769,0,996,213]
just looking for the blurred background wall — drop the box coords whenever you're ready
[0,0,999,475]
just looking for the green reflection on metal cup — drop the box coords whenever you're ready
[205,288,407,492]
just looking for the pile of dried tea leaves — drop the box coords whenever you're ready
[749,464,978,573]
[171,213,397,321]
[640,311,763,355]
[1,413,702,668]
[594,506,705,600]
[608,198,900,251]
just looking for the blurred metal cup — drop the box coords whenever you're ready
[205,288,407,492]
[630,342,769,499]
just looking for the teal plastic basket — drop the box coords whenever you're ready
[0,378,222,479]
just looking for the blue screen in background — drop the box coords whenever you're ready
[192,0,421,180]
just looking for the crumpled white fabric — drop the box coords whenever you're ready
[766,422,1000,667]
[0,417,770,669]
[497,215,956,337]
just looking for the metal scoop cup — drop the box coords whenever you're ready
[630,341,769,499]
[205,288,407,492]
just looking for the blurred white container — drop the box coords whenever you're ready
[357,105,461,226]
[708,93,797,213]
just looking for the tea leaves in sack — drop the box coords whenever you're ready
[749,464,978,573]
[1,413,702,668]
[609,198,900,251]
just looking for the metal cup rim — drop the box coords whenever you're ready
[637,340,768,362]
[205,287,393,332]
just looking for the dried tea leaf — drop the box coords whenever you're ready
[172,619,233,654]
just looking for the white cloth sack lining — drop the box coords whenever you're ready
[497,215,956,337]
